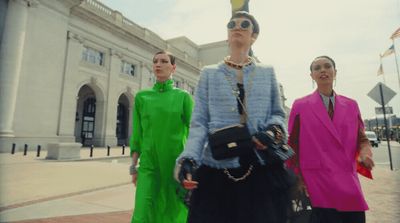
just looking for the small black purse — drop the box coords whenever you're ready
[254,130,295,162]
[208,124,254,160]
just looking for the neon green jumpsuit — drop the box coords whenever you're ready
[130,79,193,223]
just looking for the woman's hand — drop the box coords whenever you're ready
[130,152,139,186]
[176,158,199,190]
[359,146,374,170]
[294,175,309,198]
[182,174,198,190]
[253,125,285,151]
[252,136,267,150]
[267,125,284,144]
[132,173,138,186]
[298,178,309,197]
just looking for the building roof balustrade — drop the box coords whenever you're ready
[79,0,201,70]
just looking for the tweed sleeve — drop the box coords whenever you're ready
[265,67,288,141]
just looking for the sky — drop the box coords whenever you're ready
[100,0,400,120]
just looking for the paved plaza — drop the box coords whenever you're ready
[0,143,399,223]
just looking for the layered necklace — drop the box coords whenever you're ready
[224,56,252,70]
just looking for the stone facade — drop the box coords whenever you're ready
[0,0,287,153]
[0,0,228,152]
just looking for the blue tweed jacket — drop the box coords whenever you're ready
[177,61,287,169]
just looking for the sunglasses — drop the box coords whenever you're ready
[227,19,252,31]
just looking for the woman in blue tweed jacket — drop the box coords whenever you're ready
[175,11,292,223]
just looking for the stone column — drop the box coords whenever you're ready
[101,49,121,146]
[45,31,83,159]
[57,31,84,141]
[0,0,40,152]
[0,0,30,137]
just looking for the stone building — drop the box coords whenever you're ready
[0,0,288,154]
[0,0,228,153]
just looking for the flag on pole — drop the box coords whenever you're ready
[381,45,394,58]
[390,27,400,39]
[377,63,384,76]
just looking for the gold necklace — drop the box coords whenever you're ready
[224,56,252,70]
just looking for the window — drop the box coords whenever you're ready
[81,98,96,146]
[82,46,104,66]
[121,61,135,76]
[116,103,127,145]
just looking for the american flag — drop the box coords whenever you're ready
[390,27,400,40]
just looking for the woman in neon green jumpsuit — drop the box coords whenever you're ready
[130,51,194,223]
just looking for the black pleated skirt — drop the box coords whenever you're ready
[187,163,294,223]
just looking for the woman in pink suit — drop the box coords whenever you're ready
[287,56,374,223]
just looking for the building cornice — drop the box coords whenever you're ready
[67,31,85,44]
[72,0,201,70]
[57,0,83,9]
[111,49,123,59]
[37,0,81,17]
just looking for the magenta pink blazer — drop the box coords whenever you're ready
[288,91,368,211]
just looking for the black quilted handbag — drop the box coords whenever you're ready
[208,124,254,160]
[255,130,295,162]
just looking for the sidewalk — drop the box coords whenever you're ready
[0,148,134,222]
[0,147,400,223]
[360,166,400,223]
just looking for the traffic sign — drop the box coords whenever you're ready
[367,83,396,105]
[375,106,393,115]
[368,82,396,171]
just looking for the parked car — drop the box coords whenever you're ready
[365,131,379,147]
